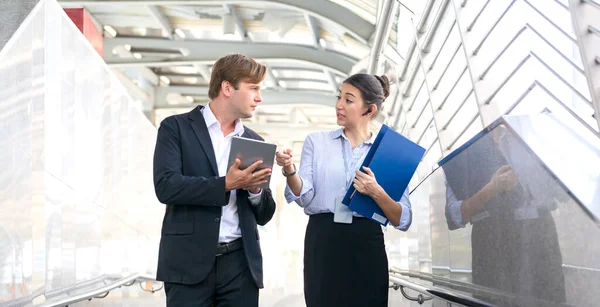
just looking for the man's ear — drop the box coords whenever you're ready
[221,80,232,97]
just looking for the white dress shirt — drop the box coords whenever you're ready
[201,105,262,243]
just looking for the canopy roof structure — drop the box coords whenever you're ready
[59,0,429,145]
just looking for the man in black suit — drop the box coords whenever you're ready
[153,54,277,307]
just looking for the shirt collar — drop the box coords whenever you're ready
[332,128,344,140]
[201,103,219,129]
[201,103,245,136]
[365,131,377,144]
[331,128,376,145]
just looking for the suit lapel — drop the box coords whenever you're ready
[188,106,219,175]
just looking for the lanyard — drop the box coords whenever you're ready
[340,138,369,189]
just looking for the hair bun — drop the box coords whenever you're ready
[374,75,390,99]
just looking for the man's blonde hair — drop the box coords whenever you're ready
[208,54,267,99]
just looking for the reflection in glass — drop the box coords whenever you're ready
[1,0,163,304]
[440,123,568,305]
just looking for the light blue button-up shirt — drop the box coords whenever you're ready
[284,129,412,230]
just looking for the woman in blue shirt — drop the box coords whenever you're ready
[276,73,412,307]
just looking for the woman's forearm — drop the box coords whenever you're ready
[284,164,303,196]
[371,187,402,227]
[460,182,496,222]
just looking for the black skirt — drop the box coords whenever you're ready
[304,213,388,307]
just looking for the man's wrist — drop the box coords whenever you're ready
[225,176,235,192]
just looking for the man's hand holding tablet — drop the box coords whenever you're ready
[226,136,277,191]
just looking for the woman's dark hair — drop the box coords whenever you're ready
[342,73,390,116]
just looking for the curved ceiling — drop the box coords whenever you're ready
[58,0,389,143]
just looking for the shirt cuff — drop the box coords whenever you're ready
[448,200,466,228]
[284,177,305,203]
[248,189,262,206]
[394,202,412,231]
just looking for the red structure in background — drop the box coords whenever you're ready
[64,8,103,56]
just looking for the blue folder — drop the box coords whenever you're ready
[342,124,425,226]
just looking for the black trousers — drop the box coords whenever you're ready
[164,248,258,307]
[304,213,389,307]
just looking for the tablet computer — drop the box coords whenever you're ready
[227,136,277,190]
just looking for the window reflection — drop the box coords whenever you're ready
[439,124,567,305]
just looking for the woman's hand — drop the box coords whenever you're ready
[489,164,517,194]
[353,166,383,197]
[275,148,295,174]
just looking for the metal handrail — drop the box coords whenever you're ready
[44,274,120,299]
[390,268,495,295]
[389,274,432,294]
[390,268,577,307]
[3,287,45,307]
[389,275,434,305]
[39,273,160,307]
[389,272,493,306]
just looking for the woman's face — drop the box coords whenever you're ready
[335,82,374,128]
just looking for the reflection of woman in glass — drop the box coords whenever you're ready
[443,125,566,304]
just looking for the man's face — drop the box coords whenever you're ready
[229,81,262,119]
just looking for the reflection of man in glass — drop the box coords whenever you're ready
[443,124,566,304]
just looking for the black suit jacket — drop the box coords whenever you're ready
[153,106,276,288]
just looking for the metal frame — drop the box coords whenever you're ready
[570,0,600,132]
[450,0,485,127]
[389,275,434,305]
[40,274,160,307]
[104,37,356,75]
[147,5,173,39]
[422,0,451,53]
[389,272,495,306]
[385,0,600,183]
[154,87,339,108]
[399,0,439,81]
[58,0,375,44]
[409,16,445,155]
[367,0,398,74]
[55,0,367,123]
[223,4,249,41]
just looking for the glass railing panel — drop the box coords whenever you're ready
[0,1,48,303]
[503,113,600,222]
[400,113,600,306]
[1,0,163,305]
